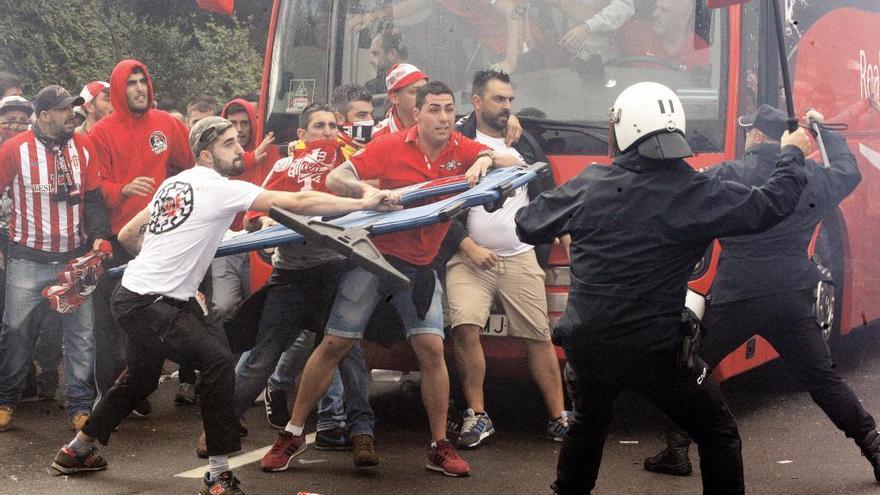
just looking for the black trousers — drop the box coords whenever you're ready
[555,351,744,495]
[84,285,240,456]
[93,239,132,395]
[700,289,876,445]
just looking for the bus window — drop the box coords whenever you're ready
[339,0,729,155]
[264,1,334,143]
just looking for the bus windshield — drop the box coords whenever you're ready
[265,0,729,155]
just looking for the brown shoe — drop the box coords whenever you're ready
[70,413,89,432]
[197,431,208,458]
[351,434,379,467]
[0,406,12,432]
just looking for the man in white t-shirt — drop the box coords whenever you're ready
[50,116,399,495]
[445,70,568,449]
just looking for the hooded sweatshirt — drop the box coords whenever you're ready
[221,98,281,187]
[91,59,194,233]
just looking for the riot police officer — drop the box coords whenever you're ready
[644,104,880,485]
[514,82,811,494]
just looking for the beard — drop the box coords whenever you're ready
[216,156,244,177]
[485,109,510,133]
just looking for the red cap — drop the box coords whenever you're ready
[385,63,428,95]
[79,81,110,105]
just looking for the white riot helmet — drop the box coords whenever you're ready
[608,82,692,160]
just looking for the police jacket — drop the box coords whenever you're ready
[705,129,860,304]
[436,113,556,268]
[514,145,807,380]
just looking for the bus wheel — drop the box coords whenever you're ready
[812,211,846,342]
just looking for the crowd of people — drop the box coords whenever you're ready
[0,61,574,495]
[0,21,879,492]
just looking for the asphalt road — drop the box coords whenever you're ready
[3,326,880,495]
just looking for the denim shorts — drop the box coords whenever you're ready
[325,265,445,340]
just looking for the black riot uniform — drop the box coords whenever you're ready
[647,117,880,483]
[515,136,808,494]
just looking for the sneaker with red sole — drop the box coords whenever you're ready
[426,439,470,477]
[260,431,307,472]
[51,445,108,474]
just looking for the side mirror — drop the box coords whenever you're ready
[707,0,752,7]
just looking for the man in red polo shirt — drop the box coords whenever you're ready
[258,81,521,477]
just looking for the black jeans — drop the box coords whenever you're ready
[93,239,132,395]
[700,289,877,444]
[84,285,240,456]
[555,351,744,495]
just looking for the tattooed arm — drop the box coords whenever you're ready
[118,207,151,256]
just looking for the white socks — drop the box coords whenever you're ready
[208,455,230,482]
[67,432,93,455]
[285,423,304,436]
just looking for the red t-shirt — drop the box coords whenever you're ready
[349,126,488,265]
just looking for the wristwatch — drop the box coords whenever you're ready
[477,149,497,167]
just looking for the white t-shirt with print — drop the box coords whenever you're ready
[465,130,533,257]
[122,166,263,300]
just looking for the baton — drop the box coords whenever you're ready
[770,0,799,133]
[809,118,831,169]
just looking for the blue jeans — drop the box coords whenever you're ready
[315,341,374,438]
[0,257,95,418]
[325,265,445,339]
[265,331,315,393]
[233,265,341,419]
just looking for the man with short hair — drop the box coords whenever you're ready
[75,81,112,135]
[259,81,521,477]
[443,70,567,449]
[187,95,218,129]
[0,72,23,98]
[365,25,409,94]
[229,101,379,466]
[0,85,111,432]
[50,115,398,495]
[90,60,194,412]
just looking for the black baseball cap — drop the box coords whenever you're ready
[737,104,787,140]
[33,85,85,115]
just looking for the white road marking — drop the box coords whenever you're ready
[860,143,880,171]
[174,432,317,479]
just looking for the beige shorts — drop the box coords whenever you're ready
[445,249,550,341]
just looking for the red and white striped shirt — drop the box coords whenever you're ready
[0,130,100,253]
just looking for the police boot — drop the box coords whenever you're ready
[857,430,880,484]
[644,430,693,476]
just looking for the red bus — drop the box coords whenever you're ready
[247,0,880,381]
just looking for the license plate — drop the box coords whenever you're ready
[481,314,509,337]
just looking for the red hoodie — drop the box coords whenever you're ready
[221,98,281,187]
[91,59,194,233]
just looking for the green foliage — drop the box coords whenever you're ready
[0,0,267,109]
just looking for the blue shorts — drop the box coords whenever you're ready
[325,265,445,340]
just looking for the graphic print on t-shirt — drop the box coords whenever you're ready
[149,181,194,234]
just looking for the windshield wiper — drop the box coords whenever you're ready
[517,115,609,145]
